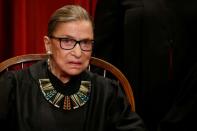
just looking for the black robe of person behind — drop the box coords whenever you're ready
[158,62,197,131]
[94,0,197,130]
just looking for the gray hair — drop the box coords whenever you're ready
[47,5,93,37]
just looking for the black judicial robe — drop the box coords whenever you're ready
[0,60,145,131]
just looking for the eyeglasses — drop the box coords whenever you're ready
[50,36,94,51]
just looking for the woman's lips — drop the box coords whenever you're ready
[68,61,82,67]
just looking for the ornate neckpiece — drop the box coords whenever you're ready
[39,78,91,110]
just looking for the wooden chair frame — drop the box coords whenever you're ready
[0,54,135,111]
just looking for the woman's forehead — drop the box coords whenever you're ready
[53,21,93,38]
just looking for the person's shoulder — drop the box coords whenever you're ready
[0,70,15,80]
[86,70,117,83]
[29,59,47,71]
[7,60,47,80]
[85,70,119,91]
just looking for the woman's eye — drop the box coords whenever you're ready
[61,38,70,43]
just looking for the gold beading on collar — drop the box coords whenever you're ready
[39,79,91,110]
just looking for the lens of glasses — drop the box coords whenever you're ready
[60,38,93,51]
[60,38,76,49]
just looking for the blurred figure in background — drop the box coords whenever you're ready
[158,62,197,131]
[94,0,197,131]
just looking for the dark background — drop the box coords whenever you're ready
[94,0,197,130]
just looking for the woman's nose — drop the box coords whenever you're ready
[71,43,82,57]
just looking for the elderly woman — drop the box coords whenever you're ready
[0,5,146,131]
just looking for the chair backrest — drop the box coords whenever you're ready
[0,54,135,112]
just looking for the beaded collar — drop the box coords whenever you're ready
[39,78,91,110]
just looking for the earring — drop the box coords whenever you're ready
[47,58,51,71]
[47,50,52,55]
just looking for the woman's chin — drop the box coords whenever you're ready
[67,69,83,76]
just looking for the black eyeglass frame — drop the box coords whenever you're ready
[49,36,94,51]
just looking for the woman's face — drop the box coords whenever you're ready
[44,20,93,80]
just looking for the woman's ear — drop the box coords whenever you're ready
[44,36,52,55]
